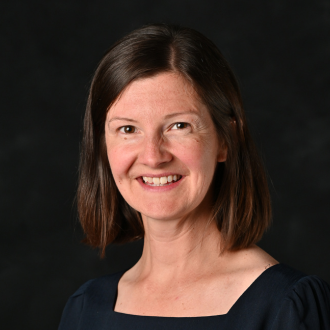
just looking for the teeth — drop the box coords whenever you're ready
[160,177,167,184]
[153,177,160,184]
[142,175,181,185]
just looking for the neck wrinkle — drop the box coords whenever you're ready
[135,216,222,283]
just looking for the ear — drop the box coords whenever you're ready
[217,139,227,163]
[217,118,237,162]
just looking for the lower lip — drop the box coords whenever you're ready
[136,176,184,192]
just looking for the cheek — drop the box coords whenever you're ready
[172,138,209,174]
[177,137,216,166]
[106,143,135,180]
[181,138,219,194]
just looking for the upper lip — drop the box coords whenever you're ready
[137,173,183,178]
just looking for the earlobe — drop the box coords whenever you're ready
[217,118,236,162]
[217,142,227,163]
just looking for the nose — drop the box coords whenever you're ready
[138,133,172,168]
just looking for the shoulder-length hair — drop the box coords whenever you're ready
[77,23,271,257]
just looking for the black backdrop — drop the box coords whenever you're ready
[1,0,329,329]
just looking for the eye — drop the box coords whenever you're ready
[119,125,136,134]
[171,122,190,130]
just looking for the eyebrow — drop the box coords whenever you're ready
[108,111,200,123]
[108,117,138,123]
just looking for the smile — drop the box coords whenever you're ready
[142,175,182,186]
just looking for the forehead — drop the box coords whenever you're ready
[107,73,206,119]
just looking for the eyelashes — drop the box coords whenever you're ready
[118,122,191,134]
[171,122,190,130]
[119,126,137,134]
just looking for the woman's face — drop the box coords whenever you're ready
[105,73,227,222]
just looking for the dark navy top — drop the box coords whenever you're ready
[58,264,330,329]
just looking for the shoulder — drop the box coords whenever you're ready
[70,271,122,298]
[290,273,330,299]
[266,263,330,300]
[230,264,330,329]
[259,263,330,306]
[58,271,124,330]
[269,265,330,329]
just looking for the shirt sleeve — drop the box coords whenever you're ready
[58,280,93,330]
[271,275,330,330]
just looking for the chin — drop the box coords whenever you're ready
[139,208,187,222]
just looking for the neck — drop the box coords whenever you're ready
[134,212,223,282]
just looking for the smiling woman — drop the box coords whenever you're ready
[105,73,226,222]
[58,24,330,329]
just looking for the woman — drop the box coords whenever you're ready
[59,24,330,329]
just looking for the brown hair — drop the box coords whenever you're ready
[77,23,271,257]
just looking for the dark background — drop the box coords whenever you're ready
[1,0,329,329]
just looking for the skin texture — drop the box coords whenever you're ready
[105,73,277,317]
[106,72,226,223]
